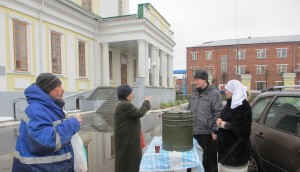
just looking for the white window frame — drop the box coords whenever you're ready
[50,31,63,75]
[77,39,88,78]
[48,27,65,76]
[236,66,245,75]
[275,81,284,86]
[276,64,288,74]
[294,64,300,73]
[77,38,88,78]
[221,55,227,73]
[191,52,198,61]
[277,48,288,58]
[9,14,32,73]
[236,50,246,59]
[256,81,266,90]
[256,49,267,59]
[256,65,267,74]
[205,51,212,60]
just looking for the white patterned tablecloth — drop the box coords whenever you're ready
[140,136,204,172]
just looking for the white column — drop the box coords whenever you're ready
[145,42,150,86]
[66,33,76,91]
[155,50,160,86]
[40,24,47,73]
[159,51,163,86]
[0,10,6,91]
[91,41,102,87]
[168,55,174,87]
[36,16,42,75]
[151,46,157,86]
[151,46,159,86]
[102,42,110,86]
[138,40,146,77]
[161,51,168,87]
[114,50,121,86]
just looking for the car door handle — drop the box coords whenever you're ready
[297,146,300,154]
[255,132,264,138]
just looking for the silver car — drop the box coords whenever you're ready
[248,86,300,172]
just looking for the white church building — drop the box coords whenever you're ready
[0,0,176,119]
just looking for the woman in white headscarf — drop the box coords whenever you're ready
[216,80,252,172]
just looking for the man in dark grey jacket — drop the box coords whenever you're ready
[187,70,223,172]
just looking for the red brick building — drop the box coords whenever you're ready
[186,35,300,94]
[175,78,183,94]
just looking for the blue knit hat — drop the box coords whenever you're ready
[117,84,133,99]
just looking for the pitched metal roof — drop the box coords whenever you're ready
[190,35,300,48]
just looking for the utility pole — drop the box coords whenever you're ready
[265,70,268,88]
[235,0,239,80]
[236,41,239,79]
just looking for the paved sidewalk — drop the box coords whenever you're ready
[0,117,20,128]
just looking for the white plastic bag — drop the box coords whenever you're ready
[71,133,88,172]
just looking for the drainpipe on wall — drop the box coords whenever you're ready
[229,47,232,80]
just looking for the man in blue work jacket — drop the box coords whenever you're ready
[12,73,82,172]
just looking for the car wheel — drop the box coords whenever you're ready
[248,152,260,172]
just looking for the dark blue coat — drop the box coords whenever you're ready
[12,84,80,172]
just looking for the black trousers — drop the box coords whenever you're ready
[194,134,218,172]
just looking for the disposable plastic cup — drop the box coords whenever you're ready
[155,145,160,153]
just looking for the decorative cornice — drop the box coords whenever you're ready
[45,0,99,25]
[102,14,137,22]
[3,0,40,16]
[2,0,99,37]
[100,18,146,28]
[100,18,175,45]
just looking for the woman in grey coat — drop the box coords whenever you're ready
[114,84,151,172]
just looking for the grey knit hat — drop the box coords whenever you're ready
[194,70,208,80]
[117,84,133,99]
[36,73,62,93]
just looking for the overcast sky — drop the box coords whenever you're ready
[129,0,300,70]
